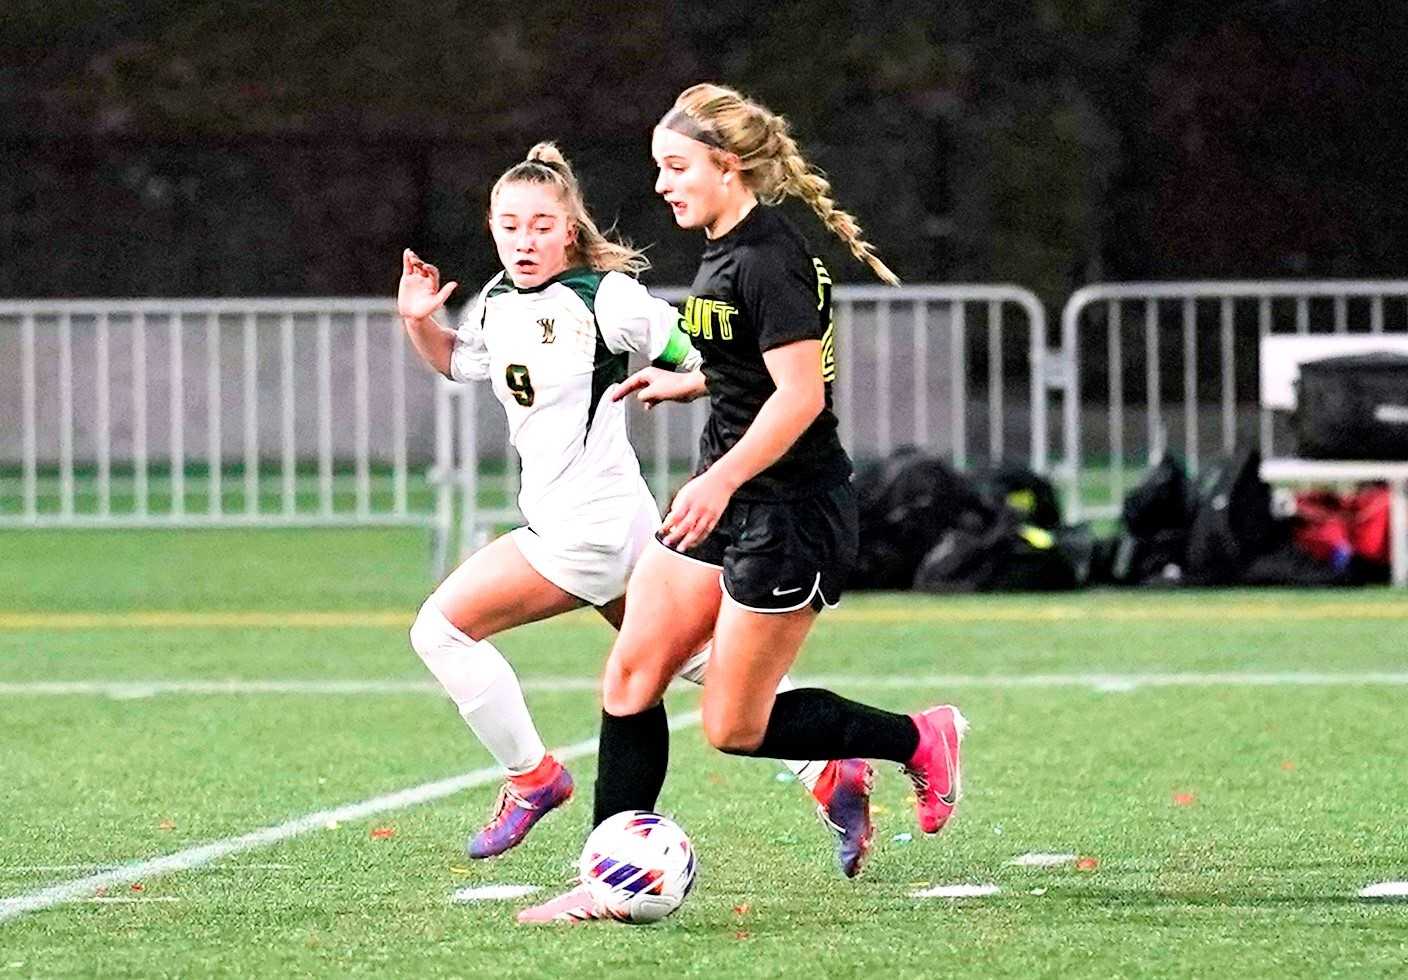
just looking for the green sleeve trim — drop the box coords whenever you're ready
[652,322,695,370]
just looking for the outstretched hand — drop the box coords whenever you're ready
[397,249,458,321]
[612,367,705,409]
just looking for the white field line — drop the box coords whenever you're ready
[0,864,296,873]
[451,884,541,902]
[0,679,454,698]
[1009,852,1078,868]
[0,710,701,926]
[3,672,1408,700]
[2,600,1406,631]
[1360,882,1408,899]
[912,883,1002,898]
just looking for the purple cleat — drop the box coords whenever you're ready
[467,758,574,860]
[812,758,875,878]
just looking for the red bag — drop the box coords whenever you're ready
[1292,490,1352,568]
[1348,486,1390,565]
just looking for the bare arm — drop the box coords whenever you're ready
[397,248,459,378]
[707,340,824,490]
[660,340,825,550]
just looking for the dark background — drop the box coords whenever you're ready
[3,0,1403,305]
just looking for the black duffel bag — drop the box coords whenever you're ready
[851,447,994,590]
[1184,448,1276,584]
[912,512,1086,593]
[1293,352,1408,460]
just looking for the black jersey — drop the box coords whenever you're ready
[683,205,852,500]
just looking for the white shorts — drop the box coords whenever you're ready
[510,484,661,606]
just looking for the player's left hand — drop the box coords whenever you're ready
[660,470,736,551]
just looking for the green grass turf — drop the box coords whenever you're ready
[1,528,1406,977]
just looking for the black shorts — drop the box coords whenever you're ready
[658,480,859,613]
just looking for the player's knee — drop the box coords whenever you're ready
[408,600,437,658]
[602,655,671,716]
[409,599,471,661]
[702,712,765,754]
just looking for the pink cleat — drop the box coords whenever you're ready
[811,759,874,878]
[904,705,968,834]
[516,882,602,925]
[467,757,573,859]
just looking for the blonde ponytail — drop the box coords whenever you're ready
[666,84,899,286]
[525,141,569,169]
[491,142,650,277]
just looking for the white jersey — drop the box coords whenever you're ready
[449,268,698,546]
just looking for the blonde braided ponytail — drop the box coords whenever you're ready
[668,84,899,285]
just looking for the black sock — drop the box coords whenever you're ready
[732,688,919,763]
[592,703,669,827]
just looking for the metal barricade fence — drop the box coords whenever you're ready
[435,285,1052,562]
[2,288,1052,572]
[12,283,1408,559]
[0,298,433,530]
[1058,281,1408,520]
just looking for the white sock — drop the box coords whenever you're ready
[409,600,547,775]
[676,643,825,792]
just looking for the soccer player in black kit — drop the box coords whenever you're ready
[519,83,968,924]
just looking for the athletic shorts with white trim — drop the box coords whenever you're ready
[659,480,859,613]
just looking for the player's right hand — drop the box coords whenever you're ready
[397,249,458,321]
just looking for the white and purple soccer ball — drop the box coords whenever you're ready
[578,810,698,924]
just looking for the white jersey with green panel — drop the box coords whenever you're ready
[449,267,698,544]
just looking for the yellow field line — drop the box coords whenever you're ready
[0,600,1404,631]
[835,601,1408,623]
[0,611,412,630]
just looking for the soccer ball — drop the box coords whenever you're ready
[578,810,698,924]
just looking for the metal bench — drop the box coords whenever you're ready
[1258,335,1408,586]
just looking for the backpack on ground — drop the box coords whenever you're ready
[852,448,994,590]
[1184,448,1276,584]
[1098,454,1195,585]
[912,511,1085,593]
[975,463,1062,529]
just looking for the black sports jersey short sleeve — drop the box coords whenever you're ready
[683,206,852,500]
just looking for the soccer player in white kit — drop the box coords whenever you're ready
[398,143,837,861]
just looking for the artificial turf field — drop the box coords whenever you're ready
[2,527,1406,978]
